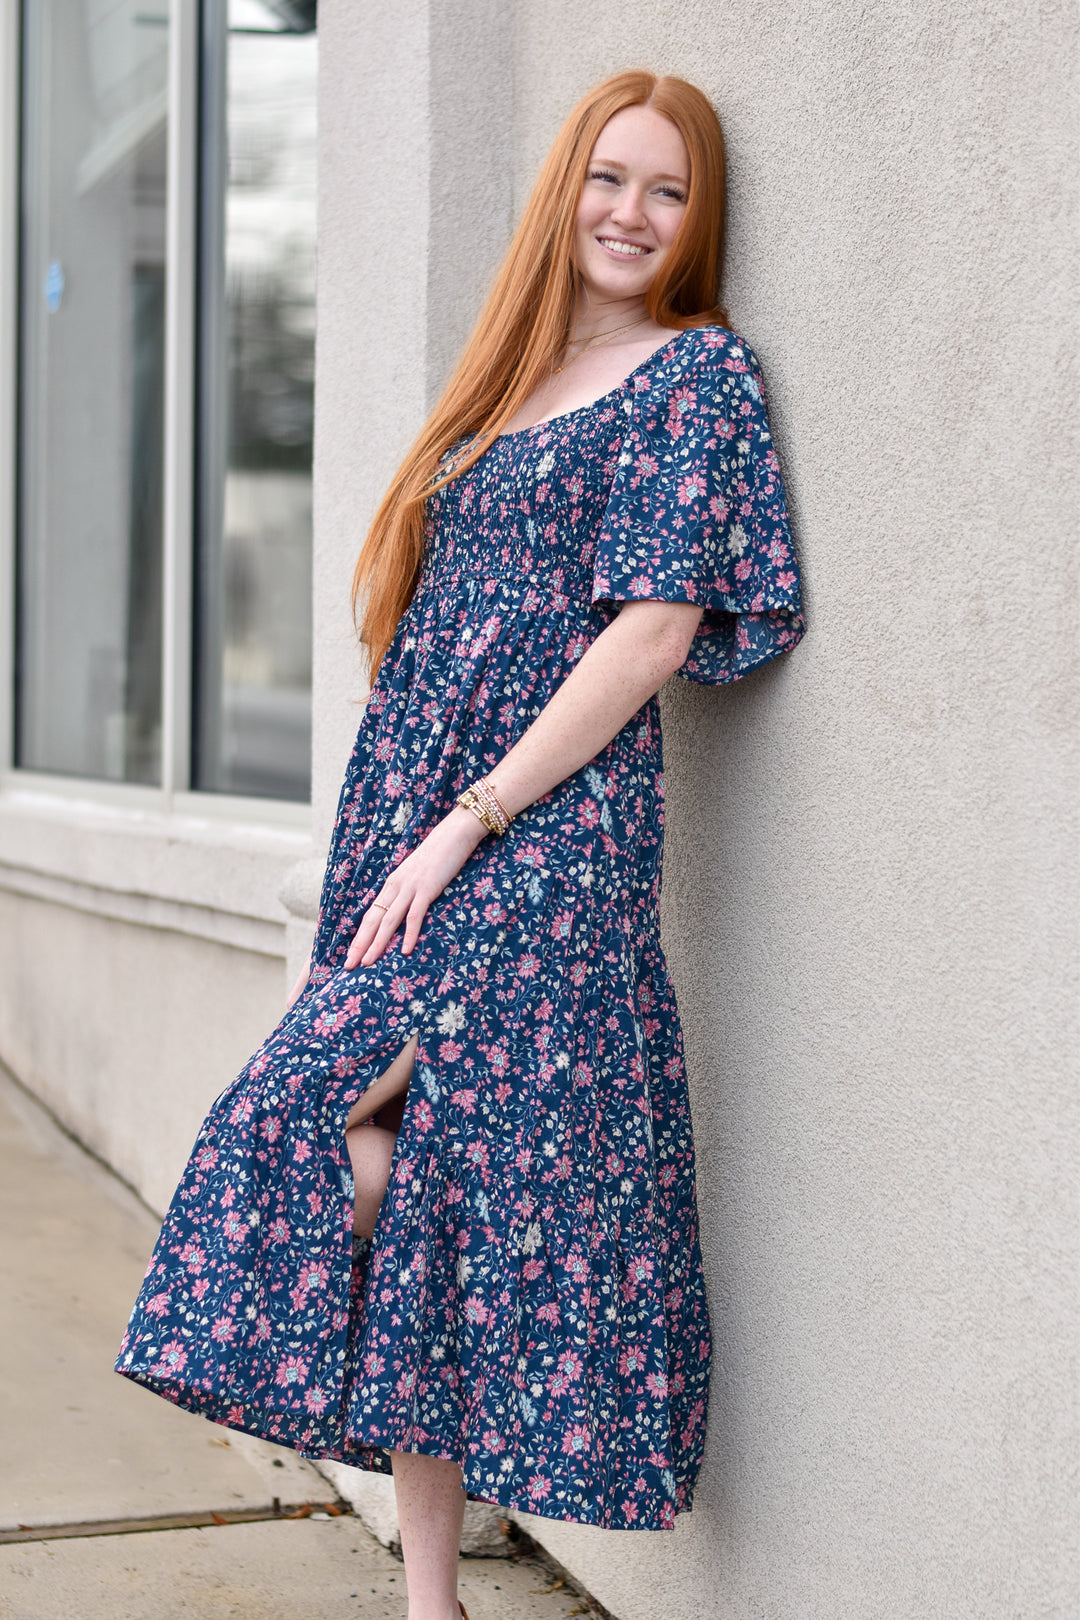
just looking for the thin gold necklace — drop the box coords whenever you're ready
[553,314,650,374]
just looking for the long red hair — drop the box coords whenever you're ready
[351,71,729,680]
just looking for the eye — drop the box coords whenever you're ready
[657,184,687,202]
[588,167,620,184]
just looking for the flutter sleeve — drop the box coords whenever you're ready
[591,326,805,684]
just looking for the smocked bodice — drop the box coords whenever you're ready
[415,395,630,605]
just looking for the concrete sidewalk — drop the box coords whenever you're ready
[0,1068,588,1620]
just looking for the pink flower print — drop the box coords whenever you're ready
[556,1350,583,1384]
[154,1340,188,1375]
[667,385,697,421]
[561,1248,590,1285]
[464,1139,490,1172]
[776,570,796,590]
[195,1146,218,1172]
[220,1211,245,1242]
[314,1007,347,1038]
[634,451,659,477]
[677,472,708,506]
[179,1242,206,1274]
[619,1345,648,1377]
[645,1371,669,1400]
[210,1315,237,1346]
[450,1089,477,1115]
[268,1218,290,1245]
[577,799,600,829]
[463,1294,490,1327]
[550,909,573,943]
[536,1301,561,1326]
[226,1406,246,1426]
[394,1367,418,1401]
[438,1039,463,1062]
[145,1290,171,1318]
[298,1260,329,1293]
[303,1386,330,1416]
[561,1423,592,1457]
[363,1351,386,1376]
[412,1098,435,1133]
[191,1277,210,1302]
[488,1041,510,1077]
[275,1354,309,1389]
[527,1474,552,1503]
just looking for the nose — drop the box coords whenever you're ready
[609,184,648,232]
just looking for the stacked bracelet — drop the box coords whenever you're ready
[457,775,513,836]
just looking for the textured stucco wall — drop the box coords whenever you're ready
[315,1,1077,1616]
[499,4,1078,1617]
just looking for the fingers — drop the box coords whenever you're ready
[344,886,430,969]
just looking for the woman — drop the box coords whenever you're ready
[117,69,803,1619]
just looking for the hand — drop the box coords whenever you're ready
[345,805,487,969]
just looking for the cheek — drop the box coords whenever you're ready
[651,209,686,252]
[575,192,608,236]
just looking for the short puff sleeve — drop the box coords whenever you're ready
[591,326,805,684]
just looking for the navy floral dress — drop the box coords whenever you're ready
[116,324,804,1531]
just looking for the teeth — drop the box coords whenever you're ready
[599,238,649,257]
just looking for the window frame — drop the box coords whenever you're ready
[0,0,311,832]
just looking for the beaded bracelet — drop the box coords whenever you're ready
[457,775,513,836]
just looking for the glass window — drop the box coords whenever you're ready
[16,1,170,783]
[13,0,317,804]
[192,0,316,802]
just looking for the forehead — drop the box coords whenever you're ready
[588,105,690,176]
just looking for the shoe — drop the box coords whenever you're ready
[458,1604,470,1620]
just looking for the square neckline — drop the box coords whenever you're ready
[494,326,693,440]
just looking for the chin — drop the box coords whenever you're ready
[582,263,657,302]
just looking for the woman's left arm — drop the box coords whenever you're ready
[345,596,703,968]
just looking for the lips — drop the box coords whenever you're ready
[596,236,651,258]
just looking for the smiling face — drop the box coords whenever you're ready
[573,104,691,311]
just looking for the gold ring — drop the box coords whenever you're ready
[370,901,388,911]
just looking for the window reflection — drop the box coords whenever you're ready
[16,1,169,783]
[193,0,316,801]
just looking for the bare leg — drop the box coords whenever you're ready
[346,1123,397,1239]
[391,1450,466,1620]
[347,1032,466,1614]
[345,1032,419,1236]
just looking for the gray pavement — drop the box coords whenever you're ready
[0,1069,587,1619]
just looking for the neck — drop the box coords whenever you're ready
[570,293,650,342]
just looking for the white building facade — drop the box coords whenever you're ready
[0,2,1075,1616]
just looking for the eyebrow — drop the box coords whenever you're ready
[588,158,689,184]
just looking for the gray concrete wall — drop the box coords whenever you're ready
[0,890,284,1215]
[311,1,1078,1616]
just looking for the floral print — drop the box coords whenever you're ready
[116,325,804,1532]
